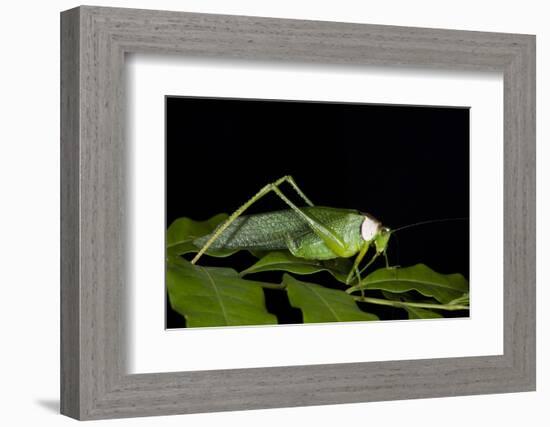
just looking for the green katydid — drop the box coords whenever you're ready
[191,175,393,286]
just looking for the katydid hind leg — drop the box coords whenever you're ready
[192,175,343,264]
[284,175,314,207]
[270,186,350,257]
[191,178,281,264]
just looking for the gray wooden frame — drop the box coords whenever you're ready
[60,5,536,420]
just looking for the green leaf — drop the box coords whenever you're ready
[240,251,351,284]
[381,290,438,304]
[284,274,378,323]
[348,264,469,304]
[404,306,443,319]
[448,292,470,307]
[381,291,443,319]
[166,258,277,327]
[166,214,238,257]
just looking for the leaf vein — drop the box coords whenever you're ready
[201,267,229,324]
[307,287,341,321]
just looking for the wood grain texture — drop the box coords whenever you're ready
[60,7,81,419]
[60,5,536,420]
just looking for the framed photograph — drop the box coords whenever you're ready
[164,96,470,330]
[61,6,535,420]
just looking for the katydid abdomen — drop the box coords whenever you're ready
[193,206,365,260]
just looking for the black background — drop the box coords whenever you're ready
[166,96,470,328]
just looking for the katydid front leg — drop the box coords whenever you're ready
[191,175,348,264]
[351,248,395,301]
[358,251,382,277]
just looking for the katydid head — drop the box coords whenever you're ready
[360,215,392,253]
[374,226,392,253]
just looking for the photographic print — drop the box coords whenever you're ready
[165,96,470,329]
